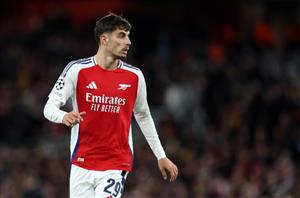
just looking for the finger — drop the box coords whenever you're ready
[66,117,73,124]
[75,111,86,122]
[79,111,86,116]
[69,113,80,123]
[67,116,77,126]
[160,168,167,180]
[174,165,178,180]
[79,111,86,120]
[170,166,178,182]
[66,121,73,127]
[63,114,76,127]
[170,169,176,182]
[78,115,84,122]
[68,113,77,122]
[68,120,75,127]
[173,166,178,180]
[70,112,78,117]
[70,116,78,124]
[74,116,81,123]
[173,169,178,181]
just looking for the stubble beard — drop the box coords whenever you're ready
[113,52,127,60]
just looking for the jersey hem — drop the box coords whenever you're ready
[71,162,132,172]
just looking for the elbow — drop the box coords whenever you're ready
[43,98,66,124]
[135,110,151,122]
[134,111,146,119]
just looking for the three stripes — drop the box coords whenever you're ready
[86,81,98,89]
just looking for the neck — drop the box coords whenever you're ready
[94,48,119,70]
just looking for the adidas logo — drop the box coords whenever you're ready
[86,81,98,89]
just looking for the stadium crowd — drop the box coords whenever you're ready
[1,2,300,197]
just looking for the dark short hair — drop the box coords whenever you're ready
[94,13,131,45]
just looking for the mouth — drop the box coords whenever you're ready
[123,48,129,52]
[121,49,129,55]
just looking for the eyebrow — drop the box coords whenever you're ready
[118,31,130,36]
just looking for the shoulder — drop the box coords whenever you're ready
[61,57,95,77]
[121,62,141,71]
[120,61,143,77]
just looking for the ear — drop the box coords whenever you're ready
[100,34,108,46]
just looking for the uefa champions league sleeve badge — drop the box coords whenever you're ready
[55,77,65,90]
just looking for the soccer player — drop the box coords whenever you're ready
[43,13,178,198]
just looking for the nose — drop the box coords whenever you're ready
[126,37,131,46]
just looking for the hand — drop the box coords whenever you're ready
[158,157,178,182]
[63,111,86,127]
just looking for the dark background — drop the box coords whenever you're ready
[1,0,300,197]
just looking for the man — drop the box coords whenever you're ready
[43,13,178,198]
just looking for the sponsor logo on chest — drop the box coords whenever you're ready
[84,81,131,113]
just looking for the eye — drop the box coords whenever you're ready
[118,32,126,38]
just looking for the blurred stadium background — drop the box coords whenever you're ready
[1,0,300,197]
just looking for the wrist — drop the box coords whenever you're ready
[158,156,167,161]
[60,111,68,124]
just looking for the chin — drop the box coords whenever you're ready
[117,54,127,60]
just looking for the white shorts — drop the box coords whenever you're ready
[70,164,128,198]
